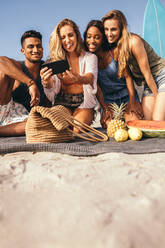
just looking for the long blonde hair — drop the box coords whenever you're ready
[49,18,84,61]
[102,10,131,78]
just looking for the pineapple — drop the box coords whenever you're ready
[107,103,127,138]
[114,129,128,142]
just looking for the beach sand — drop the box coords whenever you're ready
[1,151,165,248]
[1,86,165,248]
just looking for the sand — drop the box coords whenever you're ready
[1,149,165,248]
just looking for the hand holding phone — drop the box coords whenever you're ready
[41,59,69,75]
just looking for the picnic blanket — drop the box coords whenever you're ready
[0,129,164,156]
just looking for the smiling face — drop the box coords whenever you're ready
[104,19,121,44]
[59,25,77,54]
[86,26,103,53]
[21,37,43,63]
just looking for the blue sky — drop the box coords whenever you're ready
[1,0,164,61]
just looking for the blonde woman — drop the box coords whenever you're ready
[40,18,98,132]
[102,9,165,120]
[84,20,143,128]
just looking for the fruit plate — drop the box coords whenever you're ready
[127,120,165,138]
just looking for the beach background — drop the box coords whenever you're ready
[1,0,165,247]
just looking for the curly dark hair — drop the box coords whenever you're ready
[83,20,109,51]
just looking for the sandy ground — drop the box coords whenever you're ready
[1,147,165,247]
[1,92,165,248]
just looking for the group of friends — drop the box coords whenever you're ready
[0,9,165,137]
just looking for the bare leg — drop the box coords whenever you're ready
[0,120,27,137]
[72,108,94,133]
[152,92,165,120]
[141,96,155,120]
[0,64,29,137]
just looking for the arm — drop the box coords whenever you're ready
[124,69,143,119]
[130,35,158,96]
[81,53,98,88]
[96,83,110,111]
[0,56,35,87]
[40,67,61,103]
[59,53,98,88]
[96,83,112,128]
[124,69,136,106]
[79,72,93,85]
[60,70,94,86]
[40,65,91,89]
[40,66,54,88]
[0,56,40,107]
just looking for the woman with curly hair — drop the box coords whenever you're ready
[102,9,165,120]
[40,18,98,132]
[84,19,142,128]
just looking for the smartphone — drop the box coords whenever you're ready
[41,59,69,75]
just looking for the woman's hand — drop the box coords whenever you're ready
[100,107,113,129]
[57,69,81,85]
[126,101,144,120]
[40,67,53,88]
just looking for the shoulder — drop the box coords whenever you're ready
[129,33,147,57]
[80,51,98,61]
[0,56,22,69]
[130,33,144,49]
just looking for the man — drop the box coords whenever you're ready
[0,30,50,136]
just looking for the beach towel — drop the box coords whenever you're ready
[0,133,165,156]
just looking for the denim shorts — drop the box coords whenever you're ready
[143,68,165,96]
[105,90,140,107]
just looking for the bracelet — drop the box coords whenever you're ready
[27,79,36,88]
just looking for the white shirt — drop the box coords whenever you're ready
[44,51,98,108]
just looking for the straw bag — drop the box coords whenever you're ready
[25,105,108,143]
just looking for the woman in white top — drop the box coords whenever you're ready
[40,18,98,132]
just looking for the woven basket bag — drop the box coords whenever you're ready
[25,105,108,143]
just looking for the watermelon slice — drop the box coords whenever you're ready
[127,120,165,137]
